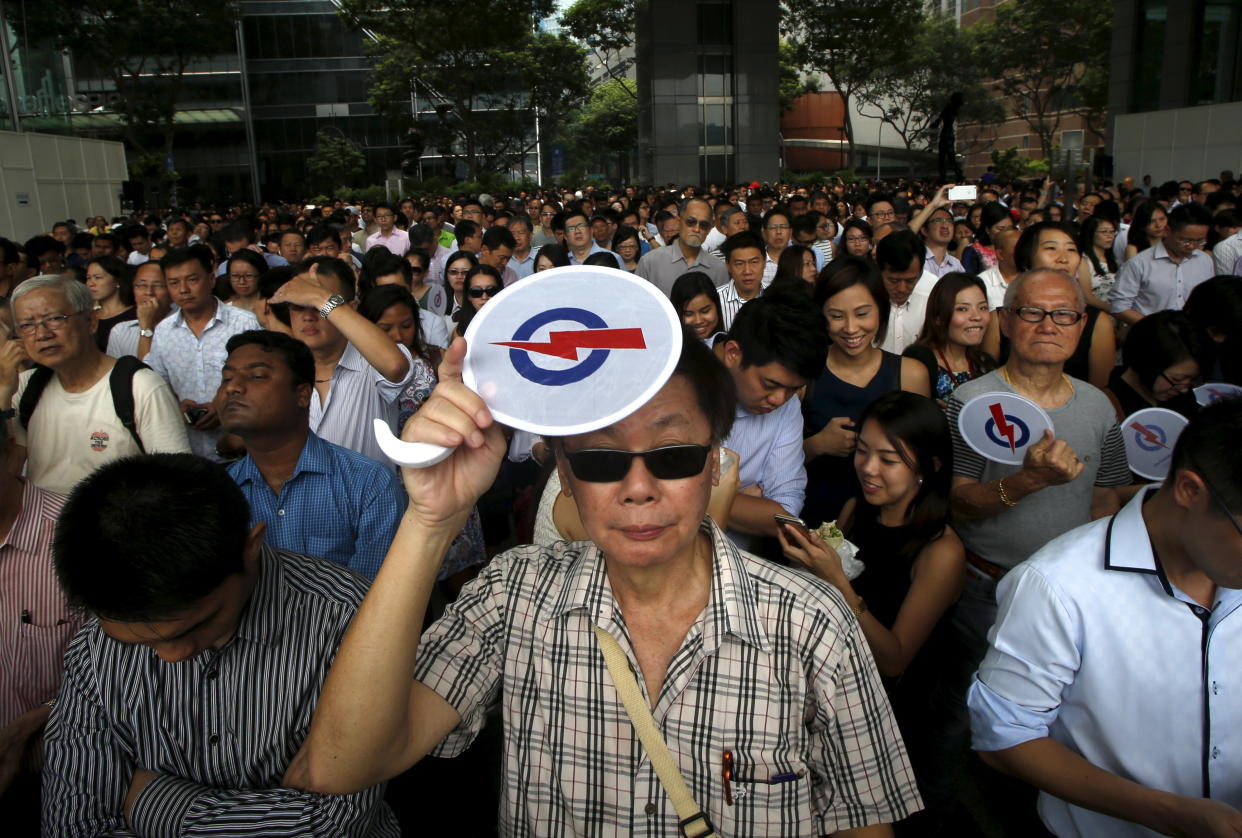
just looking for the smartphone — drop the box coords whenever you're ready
[184,407,209,424]
[947,185,977,202]
[774,514,810,536]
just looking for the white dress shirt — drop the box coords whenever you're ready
[969,487,1242,837]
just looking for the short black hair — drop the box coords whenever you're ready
[226,329,315,388]
[296,256,356,302]
[1169,398,1242,513]
[160,247,213,276]
[726,289,830,381]
[54,454,251,622]
[1121,310,1215,391]
[307,224,340,247]
[720,230,765,260]
[1168,202,1213,232]
[481,225,515,251]
[874,229,926,273]
[454,220,481,246]
[814,255,890,346]
[25,234,64,262]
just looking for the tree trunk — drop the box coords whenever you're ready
[840,91,855,172]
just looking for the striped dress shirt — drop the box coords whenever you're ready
[309,341,414,464]
[0,481,76,771]
[415,519,921,836]
[716,278,772,331]
[42,546,399,837]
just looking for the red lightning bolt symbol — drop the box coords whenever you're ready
[989,403,1017,452]
[493,328,646,360]
[1129,421,1168,448]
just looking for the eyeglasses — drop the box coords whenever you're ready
[565,444,711,483]
[209,217,224,224]
[1158,370,1203,392]
[1173,237,1207,249]
[16,311,86,335]
[870,209,896,220]
[682,217,712,229]
[765,223,791,231]
[468,285,502,298]
[1008,306,1084,325]
[565,223,589,233]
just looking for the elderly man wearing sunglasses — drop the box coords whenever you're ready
[287,336,921,837]
[637,197,730,297]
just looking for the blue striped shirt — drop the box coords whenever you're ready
[722,397,807,549]
[228,432,407,580]
[42,546,399,837]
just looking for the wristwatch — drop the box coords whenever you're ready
[138,328,155,338]
[851,596,867,619]
[319,293,346,319]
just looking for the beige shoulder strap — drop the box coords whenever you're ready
[593,625,717,838]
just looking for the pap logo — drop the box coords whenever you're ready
[89,430,110,452]
[492,307,646,386]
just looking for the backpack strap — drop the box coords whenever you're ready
[17,365,56,430]
[109,356,150,452]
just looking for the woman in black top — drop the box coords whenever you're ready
[1105,310,1214,420]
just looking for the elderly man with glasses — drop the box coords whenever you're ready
[940,267,1133,830]
[636,198,729,297]
[2,275,189,494]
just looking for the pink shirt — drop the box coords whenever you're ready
[365,228,411,257]
[0,482,78,744]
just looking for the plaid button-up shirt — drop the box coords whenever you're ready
[415,519,921,836]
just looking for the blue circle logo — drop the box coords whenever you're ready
[1131,423,1167,452]
[984,413,1031,450]
[504,307,612,386]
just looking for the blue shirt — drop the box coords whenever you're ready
[568,242,624,270]
[145,300,260,460]
[1110,241,1215,317]
[968,487,1242,837]
[227,432,406,580]
[721,397,807,549]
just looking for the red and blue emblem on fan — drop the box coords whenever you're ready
[492,307,646,386]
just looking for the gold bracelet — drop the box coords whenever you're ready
[851,596,867,619]
[997,478,1019,507]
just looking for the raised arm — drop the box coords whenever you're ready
[288,338,506,794]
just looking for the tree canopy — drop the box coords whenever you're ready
[338,0,589,180]
[7,0,238,187]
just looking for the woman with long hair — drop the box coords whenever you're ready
[775,243,818,284]
[222,249,266,318]
[906,272,996,404]
[802,256,931,525]
[84,255,135,351]
[534,243,571,272]
[841,218,874,258]
[1185,275,1242,385]
[439,250,478,336]
[454,264,504,338]
[960,202,1016,275]
[1105,310,1213,419]
[1124,201,1168,261]
[1076,215,1119,311]
[781,390,963,677]
[669,272,724,345]
[610,226,641,272]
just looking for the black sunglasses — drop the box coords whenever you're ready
[565,444,711,483]
[468,286,503,298]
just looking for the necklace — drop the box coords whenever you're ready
[1001,365,1072,394]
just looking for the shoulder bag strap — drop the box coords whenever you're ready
[592,625,717,838]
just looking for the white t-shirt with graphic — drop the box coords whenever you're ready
[13,365,191,494]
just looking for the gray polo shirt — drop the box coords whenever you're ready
[635,243,729,296]
[946,370,1131,570]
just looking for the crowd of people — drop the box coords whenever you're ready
[1,171,1241,837]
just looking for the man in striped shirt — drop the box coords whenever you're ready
[292,338,920,835]
[715,231,771,331]
[42,454,398,837]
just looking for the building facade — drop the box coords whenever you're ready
[635,0,780,186]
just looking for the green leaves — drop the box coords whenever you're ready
[307,131,368,190]
[337,0,587,180]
